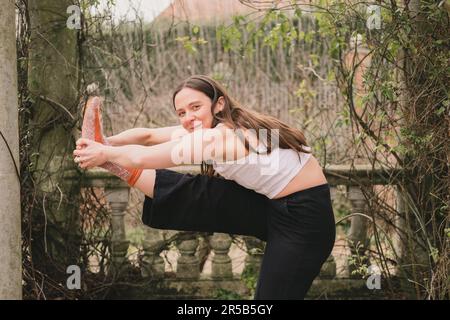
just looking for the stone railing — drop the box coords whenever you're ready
[66,164,402,299]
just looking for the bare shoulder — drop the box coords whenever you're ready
[212,123,251,161]
[215,123,259,150]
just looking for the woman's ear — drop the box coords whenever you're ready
[216,96,225,112]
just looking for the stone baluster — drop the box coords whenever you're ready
[320,255,337,279]
[347,185,370,278]
[393,185,407,275]
[105,186,130,275]
[242,236,265,277]
[141,229,165,279]
[176,236,200,279]
[209,233,233,280]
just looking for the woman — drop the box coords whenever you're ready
[73,75,336,300]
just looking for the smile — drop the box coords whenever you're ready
[190,121,203,130]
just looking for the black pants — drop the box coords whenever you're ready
[142,169,336,300]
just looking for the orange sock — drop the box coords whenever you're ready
[82,96,143,186]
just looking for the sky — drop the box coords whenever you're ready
[96,0,173,22]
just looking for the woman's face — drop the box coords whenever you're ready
[174,87,223,132]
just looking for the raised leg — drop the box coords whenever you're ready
[81,96,143,186]
[133,169,156,198]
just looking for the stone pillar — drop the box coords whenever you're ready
[347,185,370,278]
[393,185,407,275]
[210,233,233,280]
[0,0,21,300]
[141,229,165,279]
[176,237,200,279]
[242,236,265,277]
[105,187,130,275]
[319,255,337,279]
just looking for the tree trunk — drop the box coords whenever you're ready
[28,0,81,275]
[0,0,22,300]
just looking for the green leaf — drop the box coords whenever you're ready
[435,106,446,116]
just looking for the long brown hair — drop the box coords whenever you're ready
[172,75,311,176]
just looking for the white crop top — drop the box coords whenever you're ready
[211,125,312,199]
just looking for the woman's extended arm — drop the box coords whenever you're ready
[106,125,189,146]
[105,128,152,146]
[74,127,241,169]
[74,126,248,169]
[102,142,180,169]
[104,128,220,168]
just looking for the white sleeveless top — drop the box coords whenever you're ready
[211,125,312,199]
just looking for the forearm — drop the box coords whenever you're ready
[103,143,178,169]
[106,128,152,146]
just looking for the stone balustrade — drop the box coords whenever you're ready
[65,164,402,299]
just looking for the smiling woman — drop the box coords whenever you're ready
[74,74,335,300]
[174,87,224,131]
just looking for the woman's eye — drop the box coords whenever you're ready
[178,112,185,117]
[193,105,201,110]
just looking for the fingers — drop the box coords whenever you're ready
[73,144,89,157]
[73,152,87,164]
[75,157,90,169]
[74,156,83,169]
[79,161,88,169]
[76,138,90,148]
[73,153,96,169]
[73,149,84,157]
[73,138,98,169]
[80,159,95,170]
[74,156,84,163]
[73,143,83,158]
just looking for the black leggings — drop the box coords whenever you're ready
[142,169,336,300]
